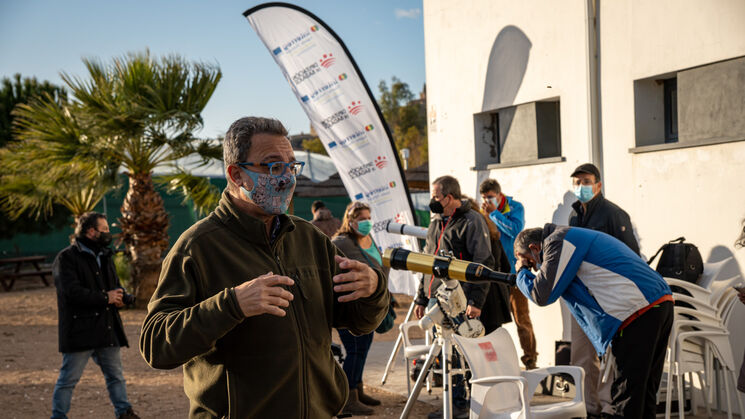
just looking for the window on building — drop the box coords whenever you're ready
[633,56,745,151]
[663,78,678,143]
[473,99,562,168]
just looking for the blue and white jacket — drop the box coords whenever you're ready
[517,223,672,355]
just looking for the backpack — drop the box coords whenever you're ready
[647,237,704,284]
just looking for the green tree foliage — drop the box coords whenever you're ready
[0,75,71,240]
[301,137,328,156]
[5,51,222,305]
[378,77,427,167]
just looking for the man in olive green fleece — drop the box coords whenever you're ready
[139,117,389,418]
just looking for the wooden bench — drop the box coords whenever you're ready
[0,256,52,291]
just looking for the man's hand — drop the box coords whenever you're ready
[234,272,295,318]
[333,255,378,302]
[514,256,526,272]
[466,305,481,319]
[107,289,123,307]
[415,304,426,319]
[481,200,497,214]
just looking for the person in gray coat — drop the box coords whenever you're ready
[332,201,390,416]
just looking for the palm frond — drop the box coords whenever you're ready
[156,169,220,216]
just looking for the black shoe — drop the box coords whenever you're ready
[118,408,140,419]
[427,404,469,419]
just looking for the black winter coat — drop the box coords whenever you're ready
[479,235,513,334]
[53,240,128,353]
[416,200,494,309]
[569,193,640,255]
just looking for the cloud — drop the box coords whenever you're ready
[394,8,421,19]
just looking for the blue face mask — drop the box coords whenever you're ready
[355,219,373,236]
[574,185,595,203]
[240,168,296,215]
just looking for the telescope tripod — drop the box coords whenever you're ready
[400,326,466,419]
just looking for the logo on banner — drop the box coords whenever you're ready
[348,161,376,179]
[338,73,348,81]
[395,212,406,223]
[357,184,393,203]
[320,109,348,129]
[347,101,363,115]
[303,80,341,103]
[326,128,372,151]
[276,30,313,55]
[375,156,388,169]
[319,53,336,68]
[373,218,392,233]
[292,63,321,85]
[365,124,374,131]
[354,193,364,200]
[310,25,319,32]
[389,181,396,188]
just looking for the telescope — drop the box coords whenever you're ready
[382,248,516,286]
[385,221,428,239]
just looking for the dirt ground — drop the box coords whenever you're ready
[0,282,429,419]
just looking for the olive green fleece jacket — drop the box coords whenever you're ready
[139,191,389,418]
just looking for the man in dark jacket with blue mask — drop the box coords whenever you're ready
[568,163,639,417]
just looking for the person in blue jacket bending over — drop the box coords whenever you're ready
[513,223,673,419]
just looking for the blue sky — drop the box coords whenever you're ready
[0,0,425,138]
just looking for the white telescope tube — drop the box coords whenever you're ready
[385,221,428,239]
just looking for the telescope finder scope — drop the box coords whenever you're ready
[383,248,516,286]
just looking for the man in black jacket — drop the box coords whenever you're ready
[51,212,139,419]
[415,175,494,419]
[568,163,639,418]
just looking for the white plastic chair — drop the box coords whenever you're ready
[453,328,586,419]
[675,330,745,419]
[399,320,432,395]
[665,277,712,300]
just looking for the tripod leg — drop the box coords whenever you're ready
[381,300,416,385]
[442,339,453,419]
[400,340,441,419]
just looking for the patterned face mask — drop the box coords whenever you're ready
[240,167,296,215]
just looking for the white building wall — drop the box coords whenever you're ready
[424,0,597,366]
[600,0,745,360]
[424,0,745,367]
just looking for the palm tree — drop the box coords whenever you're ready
[6,51,222,305]
[0,92,119,225]
[62,51,222,305]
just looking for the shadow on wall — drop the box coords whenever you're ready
[551,191,576,226]
[482,25,532,151]
[707,245,743,281]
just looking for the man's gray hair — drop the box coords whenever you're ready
[514,227,543,253]
[432,175,462,199]
[223,117,288,175]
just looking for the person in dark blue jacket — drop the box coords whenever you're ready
[514,224,673,419]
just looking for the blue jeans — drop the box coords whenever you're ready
[51,347,131,419]
[338,329,374,388]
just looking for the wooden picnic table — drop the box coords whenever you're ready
[0,255,52,291]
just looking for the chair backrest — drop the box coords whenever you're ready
[453,328,525,416]
[399,320,421,348]
[453,328,522,380]
[710,275,744,314]
[700,256,734,289]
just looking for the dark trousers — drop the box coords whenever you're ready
[338,329,374,388]
[609,301,673,418]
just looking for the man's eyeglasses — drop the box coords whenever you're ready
[238,161,305,178]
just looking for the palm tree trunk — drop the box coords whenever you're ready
[119,172,169,308]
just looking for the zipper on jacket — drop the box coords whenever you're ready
[273,251,309,419]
